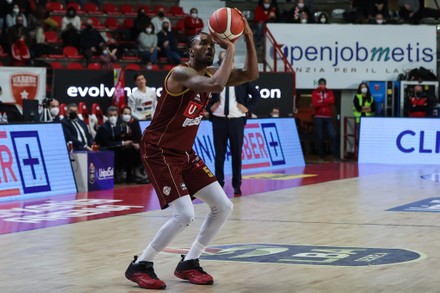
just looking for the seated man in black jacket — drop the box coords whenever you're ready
[61,103,93,151]
[95,106,137,184]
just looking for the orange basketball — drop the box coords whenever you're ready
[208,7,245,42]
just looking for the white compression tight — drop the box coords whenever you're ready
[137,182,233,262]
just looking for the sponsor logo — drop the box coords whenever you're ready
[97,167,113,180]
[164,244,424,266]
[0,199,143,224]
[182,116,202,127]
[396,130,440,154]
[89,163,95,184]
[10,73,39,105]
[163,186,171,196]
[388,197,440,213]
[184,101,203,119]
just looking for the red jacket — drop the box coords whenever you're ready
[184,16,204,36]
[253,5,277,24]
[311,87,335,118]
[11,39,31,66]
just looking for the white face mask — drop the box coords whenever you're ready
[272,114,279,118]
[191,13,197,18]
[13,8,20,14]
[376,19,384,24]
[6,0,12,4]
[300,18,307,24]
[263,4,270,9]
[320,18,326,23]
[298,3,304,8]
[103,50,108,55]
[361,87,368,94]
[146,28,152,33]
[122,114,131,122]
[50,107,59,116]
[109,116,118,125]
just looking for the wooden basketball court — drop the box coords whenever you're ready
[1,161,440,292]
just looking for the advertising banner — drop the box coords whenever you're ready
[52,69,115,110]
[267,24,437,89]
[359,117,440,164]
[70,151,114,192]
[0,123,77,202]
[140,118,305,175]
[125,71,295,118]
[0,67,46,108]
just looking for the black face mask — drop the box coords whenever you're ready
[69,112,78,120]
[415,91,423,98]
[158,12,164,17]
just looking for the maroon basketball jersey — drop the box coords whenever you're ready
[142,67,212,151]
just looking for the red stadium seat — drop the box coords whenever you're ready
[163,64,175,71]
[120,4,137,16]
[87,63,101,70]
[78,102,90,124]
[44,30,61,44]
[66,2,84,14]
[51,15,63,28]
[66,62,84,69]
[84,2,102,15]
[89,17,105,30]
[50,61,64,69]
[121,18,134,29]
[147,64,160,71]
[168,6,187,17]
[125,63,141,71]
[63,46,82,59]
[91,103,105,126]
[46,1,65,13]
[104,17,119,30]
[59,103,67,119]
[103,3,120,15]
[137,4,151,16]
[153,4,167,15]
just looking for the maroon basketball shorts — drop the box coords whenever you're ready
[141,143,218,209]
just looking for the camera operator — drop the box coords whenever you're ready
[39,97,57,122]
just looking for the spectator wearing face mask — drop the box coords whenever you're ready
[61,7,81,48]
[157,21,181,65]
[10,33,30,66]
[316,12,330,24]
[137,23,158,65]
[95,106,139,184]
[5,4,28,30]
[311,78,338,161]
[184,8,204,44]
[282,0,314,23]
[61,103,94,151]
[270,107,280,118]
[99,44,117,69]
[49,98,61,122]
[119,106,149,184]
[253,0,279,46]
[79,18,106,66]
[133,8,151,41]
[373,13,386,24]
[151,8,171,36]
[404,84,434,118]
[352,82,375,152]
[369,0,390,20]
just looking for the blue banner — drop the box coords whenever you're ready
[0,123,77,202]
[140,118,305,175]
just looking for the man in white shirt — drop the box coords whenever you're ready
[127,73,157,120]
[208,80,261,195]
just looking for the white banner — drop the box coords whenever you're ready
[0,67,47,108]
[266,24,437,89]
[359,117,440,164]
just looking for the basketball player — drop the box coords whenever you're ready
[125,12,258,290]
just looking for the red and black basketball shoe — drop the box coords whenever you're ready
[125,256,166,290]
[174,255,214,285]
